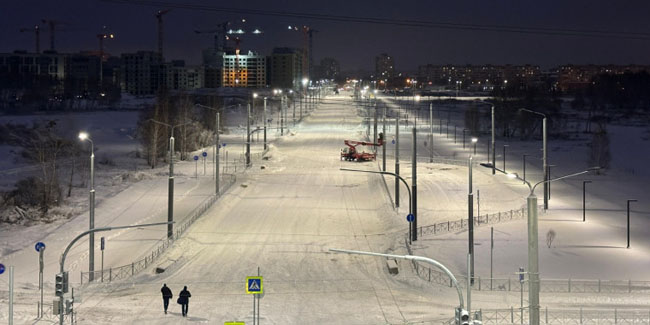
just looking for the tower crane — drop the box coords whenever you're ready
[41,19,68,51]
[194,21,230,52]
[155,9,171,58]
[288,25,318,80]
[20,25,41,53]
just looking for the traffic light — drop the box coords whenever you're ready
[55,273,64,297]
[55,272,69,297]
[455,307,470,325]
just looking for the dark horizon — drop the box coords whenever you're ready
[3,0,650,72]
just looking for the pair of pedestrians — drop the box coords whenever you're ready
[160,284,192,317]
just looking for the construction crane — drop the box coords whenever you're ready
[41,19,67,51]
[194,21,230,52]
[340,134,384,162]
[288,25,318,80]
[222,19,263,87]
[155,9,171,58]
[20,25,41,53]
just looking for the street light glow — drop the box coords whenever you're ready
[78,132,88,140]
[253,93,258,98]
[302,78,308,86]
[471,137,478,143]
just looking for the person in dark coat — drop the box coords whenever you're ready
[160,283,173,314]
[178,286,192,317]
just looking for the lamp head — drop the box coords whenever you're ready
[253,93,258,98]
[78,132,88,140]
[471,137,478,143]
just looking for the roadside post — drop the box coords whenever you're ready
[246,270,263,325]
[100,237,105,282]
[193,155,199,178]
[202,152,207,175]
[35,242,46,318]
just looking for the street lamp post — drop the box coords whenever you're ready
[627,199,637,248]
[429,103,434,163]
[468,156,474,284]
[78,132,95,282]
[148,119,191,239]
[498,167,597,325]
[412,127,418,242]
[395,113,400,208]
[263,97,267,150]
[503,144,509,173]
[57,221,173,325]
[523,154,529,184]
[246,103,251,167]
[520,108,548,210]
[582,180,591,222]
[475,100,496,175]
[472,137,478,155]
[340,168,413,242]
[195,104,221,195]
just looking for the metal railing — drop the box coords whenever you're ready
[416,206,532,238]
[80,173,236,284]
[474,307,650,325]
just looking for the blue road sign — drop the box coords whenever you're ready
[246,276,263,294]
[0,263,5,274]
[35,242,46,252]
[222,143,227,147]
[193,155,199,161]
[101,237,105,251]
[202,152,207,157]
[392,139,396,145]
[519,267,525,282]
[406,214,414,222]
[218,144,222,149]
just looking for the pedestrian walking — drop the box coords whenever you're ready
[177,285,192,317]
[160,283,173,314]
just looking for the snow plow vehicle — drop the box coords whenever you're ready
[340,133,384,162]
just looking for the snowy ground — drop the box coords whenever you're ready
[1,93,648,324]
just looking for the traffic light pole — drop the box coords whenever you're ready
[57,221,173,325]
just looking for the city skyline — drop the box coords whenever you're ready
[3,0,650,72]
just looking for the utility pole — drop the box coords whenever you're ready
[373,103,378,152]
[155,10,171,58]
[412,126,418,242]
[627,199,637,248]
[216,113,220,195]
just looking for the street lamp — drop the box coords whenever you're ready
[195,104,221,195]
[520,108,548,210]
[471,137,478,155]
[340,168,414,243]
[147,119,191,239]
[474,100,496,175]
[78,132,96,282]
[498,167,598,325]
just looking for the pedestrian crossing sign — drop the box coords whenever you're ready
[246,276,263,294]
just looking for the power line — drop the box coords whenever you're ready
[100,0,650,41]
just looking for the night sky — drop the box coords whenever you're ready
[3,0,650,72]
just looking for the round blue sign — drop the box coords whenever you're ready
[392,139,396,145]
[0,263,5,274]
[222,143,227,147]
[202,152,207,157]
[35,242,46,252]
[193,155,199,161]
[218,144,222,149]
[406,214,414,222]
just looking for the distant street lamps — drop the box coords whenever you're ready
[148,119,191,239]
[78,132,95,282]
